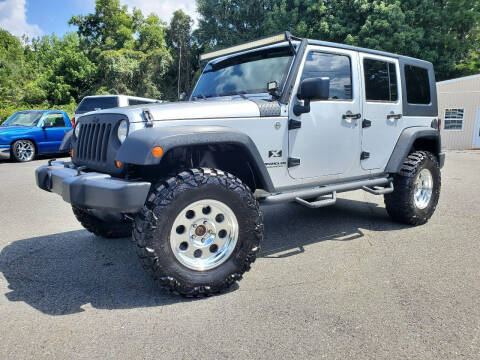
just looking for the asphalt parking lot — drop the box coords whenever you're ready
[0,151,479,359]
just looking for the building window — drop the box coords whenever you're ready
[444,109,464,130]
[363,59,398,102]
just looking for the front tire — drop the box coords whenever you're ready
[133,168,263,297]
[384,151,441,225]
[12,140,36,162]
[72,206,133,238]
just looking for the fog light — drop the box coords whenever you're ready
[152,146,164,158]
[115,160,122,168]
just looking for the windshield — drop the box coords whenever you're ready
[2,111,44,127]
[76,96,119,114]
[192,46,294,99]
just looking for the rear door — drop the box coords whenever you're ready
[288,46,362,179]
[360,54,403,170]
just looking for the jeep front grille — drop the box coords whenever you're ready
[77,122,112,163]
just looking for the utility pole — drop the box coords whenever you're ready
[177,40,182,100]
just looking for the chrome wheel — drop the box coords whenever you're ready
[413,168,433,209]
[170,199,239,271]
[13,140,35,162]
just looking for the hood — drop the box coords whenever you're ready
[0,125,32,134]
[89,98,281,123]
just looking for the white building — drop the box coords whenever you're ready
[437,74,480,149]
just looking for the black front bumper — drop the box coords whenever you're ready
[36,161,151,213]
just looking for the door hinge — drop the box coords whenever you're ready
[360,151,370,160]
[362,119,372,128]
[288,119,302,130]
[288,157,301,167]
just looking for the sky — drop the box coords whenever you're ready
[0,0,198,38]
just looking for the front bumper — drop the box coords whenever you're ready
[35,161,151,213]
[0,145,10,160]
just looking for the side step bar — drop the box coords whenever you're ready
[259,177,392,206]
[295,192,337,208]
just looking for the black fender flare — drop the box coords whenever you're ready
[385,127,442,173]
[116,125,275,192]
[59,130,73,152]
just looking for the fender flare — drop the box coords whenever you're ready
[385,127,442,173]
[116,125,275,192]
[59,130,73,152]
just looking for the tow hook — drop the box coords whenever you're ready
[76,166,87,176]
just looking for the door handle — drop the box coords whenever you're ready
[342,112,361,121]
[387,113,402,120]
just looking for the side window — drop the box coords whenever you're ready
[363,59,398,102]
[405,65,431,104]
[301,52,352,100]
[44,114,65,127]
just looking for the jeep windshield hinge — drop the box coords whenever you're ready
[288,119,302,130]
[360,151,370,160]
[288,157,301,167]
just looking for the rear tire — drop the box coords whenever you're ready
[72,206,133,238]
[133,168,263,297]
[384,151,441,225]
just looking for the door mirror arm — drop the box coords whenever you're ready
[293,99,311,116]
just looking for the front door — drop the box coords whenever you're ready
[40,113,70,153]
[360,54,403,170]
[288,46,362,179]
[474,107,480,148]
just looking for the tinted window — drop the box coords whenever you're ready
[44,114,65,127]
[76,97,119,114]
[405,65,431,104]
[301,52,352,100]
[128,99,155,106]
[364,59,398,101]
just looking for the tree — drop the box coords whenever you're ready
[195,0,480,80]
[167,10,195,99]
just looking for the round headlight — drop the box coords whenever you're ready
[118,120,128,143]
[74,122,81,138]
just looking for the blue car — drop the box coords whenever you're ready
[0,110,72,162]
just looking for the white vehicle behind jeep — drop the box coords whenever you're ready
[37,32,444,297]
[73,94,161,126]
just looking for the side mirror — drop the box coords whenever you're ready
[293,77,330,116]
[298,77,330,101]
[42,122,53,129]
[179,92,187,101]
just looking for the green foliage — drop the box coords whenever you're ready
[196,0,480,80]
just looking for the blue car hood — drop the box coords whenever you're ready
[0,126,32,134]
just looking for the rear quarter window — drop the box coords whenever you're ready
[76,97,119,113]
[405,65,431,104]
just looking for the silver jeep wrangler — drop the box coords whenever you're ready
[36,32,444,296]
